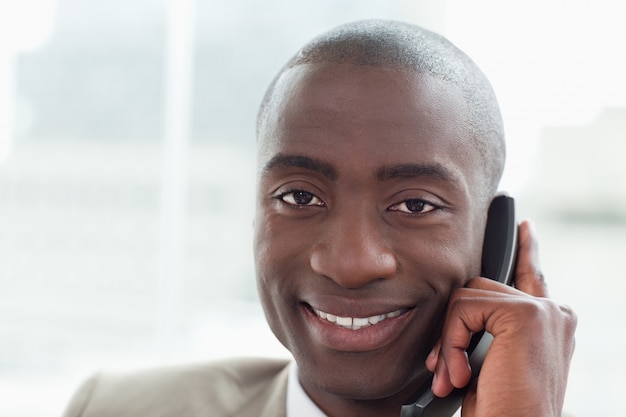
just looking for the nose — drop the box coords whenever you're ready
[310,210,397,288]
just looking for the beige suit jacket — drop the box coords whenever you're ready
[62,357,291,417]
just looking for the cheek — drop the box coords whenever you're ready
[253,213,306,347]
[395,225,479,293]
[254,212,304,282]
[253,216,280,330]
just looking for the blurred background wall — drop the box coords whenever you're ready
[0,0,624,416]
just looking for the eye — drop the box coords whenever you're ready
[388,198,438,214]
[277,190,325,207]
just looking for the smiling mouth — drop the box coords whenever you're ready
[311,306,410,331]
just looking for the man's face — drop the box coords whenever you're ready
[254,62,489,403]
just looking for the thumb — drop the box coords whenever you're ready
[514,220,549,298]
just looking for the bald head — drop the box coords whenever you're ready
[258,19,506,199]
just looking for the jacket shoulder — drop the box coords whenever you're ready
[62,357,291,417]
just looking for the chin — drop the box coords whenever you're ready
[298,348,427,402]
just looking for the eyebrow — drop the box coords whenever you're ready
[263,154,459,186]
[263,154,338,180]
[376,163,459,184]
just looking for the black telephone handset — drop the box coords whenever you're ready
[401,195,518,417]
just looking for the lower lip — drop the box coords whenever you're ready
[303,305,415,353]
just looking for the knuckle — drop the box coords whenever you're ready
[517,297,560,322]
[533,267,546,283]
[516,268,546,286]
[519,299,578,337]
[518,297,547,320]
[559,304,578,332]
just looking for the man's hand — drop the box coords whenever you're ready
[425,220,577,417]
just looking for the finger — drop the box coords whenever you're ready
[465,277,527,297]
[514,220,549,298]
[425,340,441,372]
[432,350,456,397]
[433,299,478,396]
[432,341,472,397]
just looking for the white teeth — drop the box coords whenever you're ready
[336,316,352,326]
[368,315,384,325]
[352,317,369,327]
[313,307,407,330]
[387,310,402,319]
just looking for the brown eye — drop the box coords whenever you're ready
[405,199,426,212]
[279,190,325,207]
[389,199,437,214]
[292,191,314,205]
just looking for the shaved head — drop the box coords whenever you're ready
[258,19,506,199]
[254,21,511,409]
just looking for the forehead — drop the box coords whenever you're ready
[258,62,479,188]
